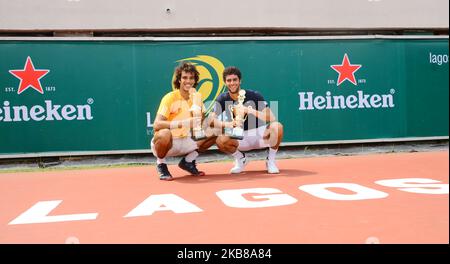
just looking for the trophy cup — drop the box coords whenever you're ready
[226,89,252,140]
[189,88,207,141]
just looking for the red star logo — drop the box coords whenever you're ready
[9,56,50,94]
[330,53,362,86]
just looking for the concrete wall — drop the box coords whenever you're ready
[0,0,448,31]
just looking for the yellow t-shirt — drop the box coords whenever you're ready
[156,89,205,138]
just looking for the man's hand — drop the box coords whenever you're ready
[223,121,235,128]
[246,106,256,116]
[234,104,249,116]
[171,117,202,129]
[186,116,202,129]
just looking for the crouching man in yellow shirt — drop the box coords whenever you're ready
[151,62,216,180]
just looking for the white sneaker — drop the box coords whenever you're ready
[266,159,280,174]
[230,155,248,174]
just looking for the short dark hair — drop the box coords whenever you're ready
[223,66,242,81]
[173,62,200,89]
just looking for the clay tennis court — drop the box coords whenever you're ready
[0,151,448,244]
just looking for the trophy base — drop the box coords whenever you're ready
[191,130,207,141]
[226,127,244,140]
[229,135,244,140]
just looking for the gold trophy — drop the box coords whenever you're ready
[227,89,252,140]
[189,88,206,141]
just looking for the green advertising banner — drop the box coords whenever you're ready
[0,37,448,157]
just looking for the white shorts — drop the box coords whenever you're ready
[151,136,198,158]
[237,125,270,152]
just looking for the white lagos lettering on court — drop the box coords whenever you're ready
[8,177,448,225]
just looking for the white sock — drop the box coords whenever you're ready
[185,151,199,162]
[157,158,166,165]
[232,150,244,160]
[268,148,277,162]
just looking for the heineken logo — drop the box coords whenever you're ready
[1,56,94,122]
[299,90,395,110]
[9,56,50,95]
[330,53,362,86]
[298,53,396,111]
[0,100,94,122]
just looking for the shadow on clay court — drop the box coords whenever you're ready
[172,169,316,183]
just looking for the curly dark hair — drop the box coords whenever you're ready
[173,62,200,89]
[223,66,242,81]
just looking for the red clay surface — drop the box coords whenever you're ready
[0,151,448,244]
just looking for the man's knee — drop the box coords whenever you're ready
[153,129,172,151]
[264,122,283,148]
[271,121,283,132]
[198,136,217,152]
[216,135,237,153]
[216,135,228,149]
[268,122,284,137]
